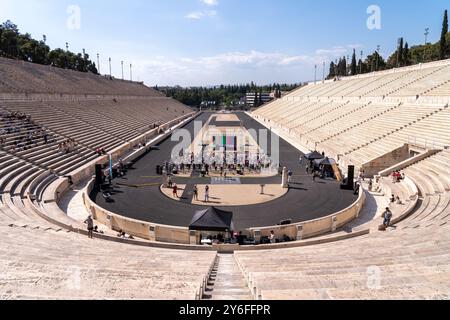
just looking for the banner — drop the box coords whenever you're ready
[109,154,113,178]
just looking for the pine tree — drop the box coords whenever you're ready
[397,38,404,67]
[440,10,448,60]
[358,59,365,74]
[351,49,357,75]
[341,57,347,76]
[403,42,410,66]
[328,61,336,79]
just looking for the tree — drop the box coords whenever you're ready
[365,51,386,72]
[357,59,368,74]
[327,61,336,79]
[0,20,100,74]
[403,42,410,66]
[338,57,347,76]
[1,28,19,57]
[440,10,448,60]
[351,49,357,75]
[397,38,404,67]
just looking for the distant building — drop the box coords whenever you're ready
[245,92,274,107]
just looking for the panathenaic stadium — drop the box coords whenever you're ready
[1,54,450,301]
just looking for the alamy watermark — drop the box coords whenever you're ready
[67,5,81,30]
[367,5,381,30]
[367,265,382,290]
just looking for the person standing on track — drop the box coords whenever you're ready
[193,185,198,201]
[204,185,210,203]
[85,215,94,239]
[173,183,178,198]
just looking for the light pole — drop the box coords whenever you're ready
[121,61,124,80]
[65,42,69,69]
[424,28,430,44]
[360,50,363,74]
[82,48,86,72]
[97,54,100,74]
[130,63,133,81]
[109,57,112,77]
[376,45,381,71]
[424,28,430,62]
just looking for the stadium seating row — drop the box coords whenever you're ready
[0,57,160,96]
[254,60,450,171]
[1,56,450,300]
[244,60,450,300]
[0,57,220,300]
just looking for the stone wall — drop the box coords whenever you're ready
[361,144,410,177]
[247,185,366,241]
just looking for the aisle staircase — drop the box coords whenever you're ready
[202,254,253,300]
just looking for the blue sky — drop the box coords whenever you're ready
[0,0,447,86]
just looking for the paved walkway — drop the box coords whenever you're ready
[59,180,114,236]
[343,180,388,232]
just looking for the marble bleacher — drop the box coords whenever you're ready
[234,150,450,300]
[0,57,216,300]
[245,60,450,300]
[0,57,160,96]
[235,223,450,300]
[254,60,450,165]
[0,223,216,300]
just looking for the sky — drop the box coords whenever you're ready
[0,0,448,86]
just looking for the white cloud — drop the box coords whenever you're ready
[201,0,219,6]
[185,10,217,20]
[315,46,348,56]
[131,50,325,86]
[197,50,313,68]
[314,44,364,59]
[185,12,203,20]
[347,44,363,49]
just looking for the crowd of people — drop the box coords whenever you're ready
[302,152,335,182]
[58,139,77,154]
[1,111,59,151]
[2,111,30,122]
[199,230,293,246]
[169,149,277,177]
[168,181,210,203]
[391,170,405,183]
[95,147,107,155]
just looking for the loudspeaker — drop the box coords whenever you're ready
[341,165,355,190]
[95,164,103,185]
